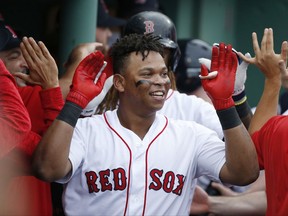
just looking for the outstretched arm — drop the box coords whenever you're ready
[239,28,288,134]
[32,51,108,182]
[200,43,259,185]
[190,185,266,216]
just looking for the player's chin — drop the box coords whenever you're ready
[150,99,166,111]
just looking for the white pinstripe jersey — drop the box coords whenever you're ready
[58,109,225,216]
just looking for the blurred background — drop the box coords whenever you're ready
[1,0,288,108]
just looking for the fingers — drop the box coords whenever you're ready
[218,43,225,69]
[211,46,219,71]
[38,41,53,60]
[21,37,43,63]
[252,32,260,57]
[211,182,238,196]
[225,44,233,70]
[266,28,274,52]
[260,28,268,52]
[279,60,288,77]
[280,40,288,63]
[279,60,288,89]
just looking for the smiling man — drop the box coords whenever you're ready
[32,33,258,216]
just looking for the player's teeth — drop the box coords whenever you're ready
[152,92,163,96]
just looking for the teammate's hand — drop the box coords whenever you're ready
[200,43,238,110]
[81,58,113,116]
[66,51,107,109]
[15,37,59,89]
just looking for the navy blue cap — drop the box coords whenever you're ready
[0,21,21,52]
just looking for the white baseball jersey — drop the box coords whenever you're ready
[159,89,223,139]
[57,110,226,216]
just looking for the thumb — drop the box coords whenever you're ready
[199,58,211,70]
[211,182,238,196]
[200,64,209,77]
[14,72,41,86]
[279,60,288,89]
[239,52,251,68]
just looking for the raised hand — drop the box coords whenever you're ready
[238,28,287,81]
[200,43,238,110]
[15,37,59,89]
[81,57,114,116]
[60,42,104,99]
[200,43,251,96]
[66,51,107,109]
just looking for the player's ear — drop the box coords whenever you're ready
[113,74,125,92]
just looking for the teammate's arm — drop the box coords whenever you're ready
[200,43,259,185]
[238,28,287,135]
[32,51,108,182]
[190,185,267,216]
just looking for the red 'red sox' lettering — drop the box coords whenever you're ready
[149,169,185,196]
[85,168,185,195]
[85,168,127,193]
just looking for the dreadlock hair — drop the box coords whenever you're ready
[111,33,164,74]
[96,33,165,114]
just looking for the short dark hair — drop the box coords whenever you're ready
[110,33,164,74]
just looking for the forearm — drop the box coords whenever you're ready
[235,100,253,129]
[249,78,281,134]
[217,108,259,185]
[208,191,267,216]
[222,124,259,185]
[32,119,74,182]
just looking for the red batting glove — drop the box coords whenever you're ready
[66,51,107,109]
[201,43,238,110]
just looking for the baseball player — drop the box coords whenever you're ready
[32,33,259,216]
[99,12,253,199]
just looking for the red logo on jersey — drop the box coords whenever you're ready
[85,168,185,196]
[144,21,154,34]
[149,169,185,196]
[85,168,127,193]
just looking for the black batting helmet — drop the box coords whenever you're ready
[175,39,212,93]
[123,11,181,72]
